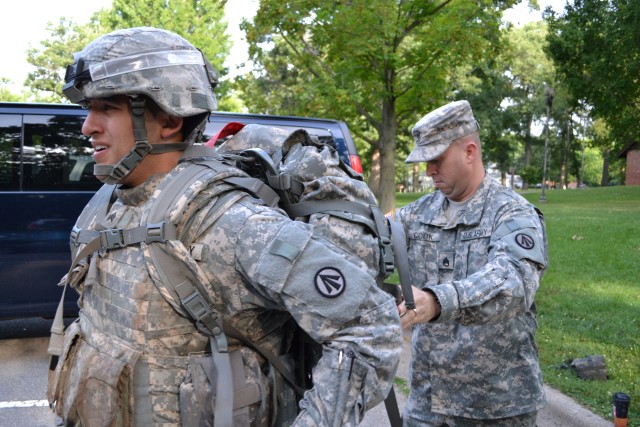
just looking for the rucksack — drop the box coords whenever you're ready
[210,123,395,286]
[209,123,412,425]
[48,123,413,426]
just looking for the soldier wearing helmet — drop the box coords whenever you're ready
[47,27,402,426]
[61,26,218,186]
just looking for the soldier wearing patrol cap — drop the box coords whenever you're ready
[46,26,402,426]
[393,100,548,426]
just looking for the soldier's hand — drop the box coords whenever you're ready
[397,286,440,329]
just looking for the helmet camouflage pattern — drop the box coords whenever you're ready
[63,26,218,117]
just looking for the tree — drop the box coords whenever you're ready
[0,78,28,102]
[25,18,106,102]
[451,20,567,189]
[501,21,556,180]
[545,0,640,184]
[25,0,234,108]
[240,0,517,213]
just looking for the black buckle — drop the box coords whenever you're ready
[380,236,395,275]
[100,229,125,250]
[182,291,223,338]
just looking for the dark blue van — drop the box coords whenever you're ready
[0,102,361,320]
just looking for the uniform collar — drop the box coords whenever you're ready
[419,172,496,227]
[116,173,168,206]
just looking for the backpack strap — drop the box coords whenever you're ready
[384,386,404,427]
[48,183,118,357]
[285,200,396,280]
[144,146,294,426]
[223,321,306,397]
[141,149,240,427]
[388,219,415,309]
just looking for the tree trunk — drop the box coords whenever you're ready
[563,118,571,188]
[601,148,610,186]
[522,115,533,190]
[377,99,398,214]
[412,163,420,192]
[378,140,397,213]
[368,147,381,197]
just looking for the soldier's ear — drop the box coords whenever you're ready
[462,139,478,162]
[160,114,184,140]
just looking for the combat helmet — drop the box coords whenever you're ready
[62,26,218,184]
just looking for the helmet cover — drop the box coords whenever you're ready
[63,26,218,117]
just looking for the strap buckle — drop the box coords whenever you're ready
[70,226,81,246]
[100,228,125,250]
[181,289,228,352]
[146,222,167,243]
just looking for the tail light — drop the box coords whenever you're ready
[349,154,363,174]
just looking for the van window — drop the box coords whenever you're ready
[0,114,20,190]
[20,114,99,191]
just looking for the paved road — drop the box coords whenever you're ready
[0,318,58,427]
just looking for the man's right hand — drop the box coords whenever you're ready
[397,286,440,328]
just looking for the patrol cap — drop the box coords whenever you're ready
[405,100,479,163]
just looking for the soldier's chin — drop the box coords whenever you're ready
[96,174,109,183]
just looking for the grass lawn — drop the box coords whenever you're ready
[395,186,640,424]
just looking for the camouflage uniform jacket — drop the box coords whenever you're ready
[395,173,547,420]
[50,160,402,426]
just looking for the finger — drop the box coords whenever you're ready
[397,301,406,315]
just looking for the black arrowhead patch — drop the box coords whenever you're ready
[314,267,346,298]
[515,233,535,250]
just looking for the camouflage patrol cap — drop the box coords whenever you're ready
[62,27,218,117]
[405,100,479,163]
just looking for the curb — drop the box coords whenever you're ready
[537,385,611,427]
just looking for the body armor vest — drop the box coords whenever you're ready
[48,149,270,426]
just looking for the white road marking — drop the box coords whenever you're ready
[0,400,49,408]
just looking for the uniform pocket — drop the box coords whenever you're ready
[74,339,136,427]
[179,353,214,427]
[410,239,440,286]
[47,319,82,415]
[48,322,140,427]
[179,349,266,427]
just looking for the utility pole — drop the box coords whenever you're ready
[540,85,554,203]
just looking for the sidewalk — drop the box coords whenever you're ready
[363,332,612,426]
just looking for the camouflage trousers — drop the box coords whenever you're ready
[403,410,537,427]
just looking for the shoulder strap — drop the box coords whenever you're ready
[48,183,118,357]
[388,219,415,309]
[384,386,404,427]
[142,149,241,427]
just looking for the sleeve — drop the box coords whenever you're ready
[235,212,403,426]
[428,205,548,325]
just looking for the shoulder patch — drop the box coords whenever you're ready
[515,233,535,250]
[314,267,346,298]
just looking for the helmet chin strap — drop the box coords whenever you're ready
[93,97,190,185]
